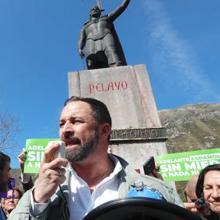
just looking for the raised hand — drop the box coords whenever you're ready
[33,142,68,203]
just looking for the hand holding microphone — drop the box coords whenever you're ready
[33,141,68,203]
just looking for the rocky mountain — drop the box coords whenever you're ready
[159,103,220,198]
[159,103,220,153]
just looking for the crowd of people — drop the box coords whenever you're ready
[0,96,220,220]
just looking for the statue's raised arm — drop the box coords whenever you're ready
[108,0,130,22]
[78,0,131,70]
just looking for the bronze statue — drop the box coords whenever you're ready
[78,0,130,69]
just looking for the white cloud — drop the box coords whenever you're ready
[142,0,220,102]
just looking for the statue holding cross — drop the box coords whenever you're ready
[78,0,130,69]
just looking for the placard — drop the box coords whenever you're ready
[156,148,220,181]
[24,138,58,173]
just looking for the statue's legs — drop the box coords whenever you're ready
[86,52,108,69]
[85,39,110,69]
[105,48,123,67]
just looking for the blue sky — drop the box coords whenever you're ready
[0,0,219,167]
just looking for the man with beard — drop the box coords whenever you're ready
[0,152,11,220]
[9,96,182,220]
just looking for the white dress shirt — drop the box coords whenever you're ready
[68,156,122,220]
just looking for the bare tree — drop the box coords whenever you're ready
[0,113,19,151]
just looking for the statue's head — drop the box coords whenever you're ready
[90,5,104,18]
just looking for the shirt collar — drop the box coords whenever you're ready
[67,154,123,186]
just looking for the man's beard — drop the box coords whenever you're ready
[65,129,99,162]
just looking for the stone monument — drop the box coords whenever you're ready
[69,1,167,173]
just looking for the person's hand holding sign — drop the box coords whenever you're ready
[33,142,68,203]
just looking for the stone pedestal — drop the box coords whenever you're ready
[68,64,167,172]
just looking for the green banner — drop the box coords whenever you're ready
[24,138,58,174]
[155,148,220,182]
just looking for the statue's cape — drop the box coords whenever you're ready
[111,22,127,65]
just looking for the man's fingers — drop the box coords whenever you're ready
[41,167,66,185]
[41,158,68,172]
[44,168,66,177]
[18,150,27,163]
[184,202,198,213]
[44,167,66,176]
[56,167,66,176]
[43,142,61,163]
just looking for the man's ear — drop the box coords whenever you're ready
[99,123,111,140]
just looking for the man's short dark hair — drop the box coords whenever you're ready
[64,96,112,127]
[0,152,10,171]
[196,164,220,198]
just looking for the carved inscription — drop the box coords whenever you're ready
[110,128,166,141]
[89,81,128,94]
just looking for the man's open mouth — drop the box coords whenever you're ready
[64,137,81,146]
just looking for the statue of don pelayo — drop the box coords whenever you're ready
[78,0,130,69]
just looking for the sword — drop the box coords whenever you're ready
[81,0,104,10]
[96,0,103,10]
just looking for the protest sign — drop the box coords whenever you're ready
[24,138,58,173]
[155,148,220,182]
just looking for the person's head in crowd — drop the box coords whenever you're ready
[0,152,11,193]
[60,96,112,164]
[1,188,22,217]
[184,175,198,202]
[196,164,220,217]
[143,157,163,180]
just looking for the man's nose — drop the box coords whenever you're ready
[211,188,220,198]
[63,121,73,131]
[62,121,74,137]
